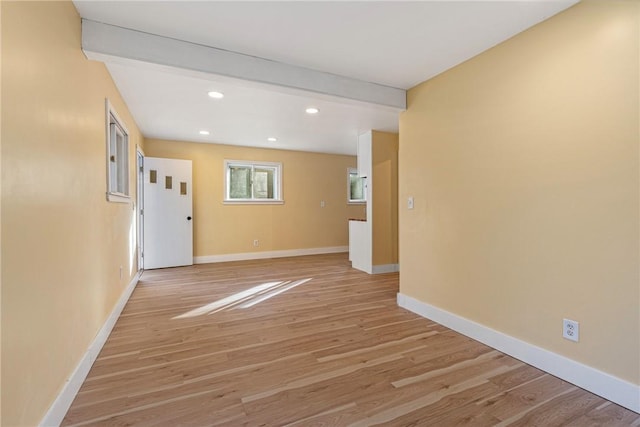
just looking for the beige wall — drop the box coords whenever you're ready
[144,139,364,256]
[372,131,399,266]
[399,1,639,384]
[1,2,143,425]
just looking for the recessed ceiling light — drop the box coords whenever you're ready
[207,91,224,99]
[305,107,319,114]
[199,130,210,135]
[267,137,277,142]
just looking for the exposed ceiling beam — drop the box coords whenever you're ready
[81,19,406,110]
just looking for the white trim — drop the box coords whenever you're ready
[105,98,130,201]
[371,263,399,274]
[136,147,145,271]
[396,293,640,413]
[106,192,131,204]
[40,272,142,427]
[222,200,284,205]
[194,246,348,264]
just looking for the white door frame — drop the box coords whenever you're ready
[136,148,144,271]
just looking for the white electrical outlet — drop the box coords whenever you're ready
[320,200,325,208]
[253,239,259,247]
[563,318,579,342]
[407,197,414,210]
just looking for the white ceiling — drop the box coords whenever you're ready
[106,62,401,154]
[73,1,578,155]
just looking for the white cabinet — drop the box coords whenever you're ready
[349,220,372,273]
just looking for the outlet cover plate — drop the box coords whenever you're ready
[563,318,579,342]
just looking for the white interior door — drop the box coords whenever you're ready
[143,157,193,269]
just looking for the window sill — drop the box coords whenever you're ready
[223,200,284,205]
[348,200,366,205]
[107,193,131,203]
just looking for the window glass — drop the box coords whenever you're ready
[348,168,366,203]
[254,167,275,199]
[229,166,252,199]
[225,161,282,203]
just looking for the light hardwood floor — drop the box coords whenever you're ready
[62,253,640,426]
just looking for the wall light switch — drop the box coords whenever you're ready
[320,200,326,208]
[407,197,414,210]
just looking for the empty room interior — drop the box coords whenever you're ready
[2,1,639,426]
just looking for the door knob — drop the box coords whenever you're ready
[187,216,192,221]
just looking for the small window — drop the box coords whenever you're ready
[348,168,366,204]
[106,100,129,203]
[224,160,283,204]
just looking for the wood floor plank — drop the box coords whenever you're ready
[61,253,640,426]
[495,387,604,426]
[564,402,640,427]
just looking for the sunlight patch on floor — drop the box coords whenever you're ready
[173,278,312,319]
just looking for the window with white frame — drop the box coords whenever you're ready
[106,100,129,202]
[348,168,366,203]
[224,160,283,203]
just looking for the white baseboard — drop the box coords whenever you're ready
[397,293,640,413]
[372,263,399,274]
[40,271,142,427]
[193,246,348,264]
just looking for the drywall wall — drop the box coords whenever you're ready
[1,1,142,424]
[144,139,364,257]
[399,0,639,385]
[372,131,399,266]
